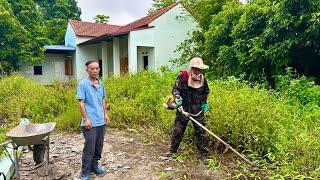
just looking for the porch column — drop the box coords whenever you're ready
[113,37,120,76]
[101,41,108,78]
[128,34,138,74]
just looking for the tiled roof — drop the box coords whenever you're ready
[69,20,121,37]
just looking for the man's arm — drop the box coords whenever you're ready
[78,99,91,129]
[202,78,210,102]
[103,99,110,124]
[172,73,184,97]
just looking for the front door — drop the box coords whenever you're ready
[120,57,128,74]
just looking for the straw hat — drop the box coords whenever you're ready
[189,57,209,69]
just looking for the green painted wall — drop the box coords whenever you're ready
[75,44,99,81]
[150,4,198,70]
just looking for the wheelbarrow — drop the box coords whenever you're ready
[1,122,56,179]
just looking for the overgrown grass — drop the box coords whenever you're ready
[106,70,320,178]
[0,75,80,145]
[0,71,319,178]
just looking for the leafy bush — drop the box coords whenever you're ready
[276,70,320,107]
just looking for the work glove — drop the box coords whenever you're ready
[201,102,209,112]
[175,96,183,106]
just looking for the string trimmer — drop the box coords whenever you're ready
[164,95,259,170]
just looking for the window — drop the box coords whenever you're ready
[34,66,42,75]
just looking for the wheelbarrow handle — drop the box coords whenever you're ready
[0,140,12,147]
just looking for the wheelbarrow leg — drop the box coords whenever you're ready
[13,146,20,179]
[43,136,49,176]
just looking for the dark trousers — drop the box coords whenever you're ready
[171,111,207,152]
[81,125,106,176]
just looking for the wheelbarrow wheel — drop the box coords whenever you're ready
[33,144,45,165]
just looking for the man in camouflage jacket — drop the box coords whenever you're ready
[170,57,210,156]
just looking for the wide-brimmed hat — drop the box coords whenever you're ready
[189,57,209,69]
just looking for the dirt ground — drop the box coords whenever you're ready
[17,128,233,180]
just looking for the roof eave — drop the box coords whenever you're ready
[78,34,115,46]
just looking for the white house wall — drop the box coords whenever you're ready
[19,53,70,85]
[107,41,114,77]
[128,28,155,73]
[149,4,198,69]
[75,44,99,81]
[101,41,108,78]
[65,23,76,47]
[137,46,155,71]
[76,36,94,45]
[72,52,76,79]
[113,38,120,76]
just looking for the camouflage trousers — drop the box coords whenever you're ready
[170,110,208,153]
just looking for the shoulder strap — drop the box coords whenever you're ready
[181,70,189,83]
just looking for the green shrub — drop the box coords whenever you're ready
[276,71,320,107]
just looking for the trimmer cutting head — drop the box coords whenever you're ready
[163,95,179,110]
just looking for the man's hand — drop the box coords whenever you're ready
[84,118,92,130]
[201,102,209,112]
[175,95,183,106]
[105,113,110,125]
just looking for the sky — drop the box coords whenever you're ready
[76,0,247,25]
[76,0,153,25]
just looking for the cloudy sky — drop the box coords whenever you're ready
[76,0,247,25]
[76,0,153,25]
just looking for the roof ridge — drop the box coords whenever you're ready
[69,19,122,27]
[118,1,180,32]
[68,19,122,37]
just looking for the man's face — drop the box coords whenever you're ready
[86,62,100,79]
[192,67,202,75]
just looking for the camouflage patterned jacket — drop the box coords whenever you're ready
[172,70,210,114]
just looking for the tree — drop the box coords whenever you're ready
[203,0,320,83]
[173,0,235,68]
[0,0,25,73]
[36,0,81,44]
[0,0,81,73]
[0,0,48,74]
[149,0,176,14]
[94,14,110,24]
[175,0,320,84]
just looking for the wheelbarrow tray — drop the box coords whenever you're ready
[6,122,56,146]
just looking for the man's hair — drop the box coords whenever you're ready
[85,60,98,67]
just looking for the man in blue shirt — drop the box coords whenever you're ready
[77,60,110,180]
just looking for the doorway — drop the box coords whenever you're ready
[143,55,148,70]
[120,57,128,74]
